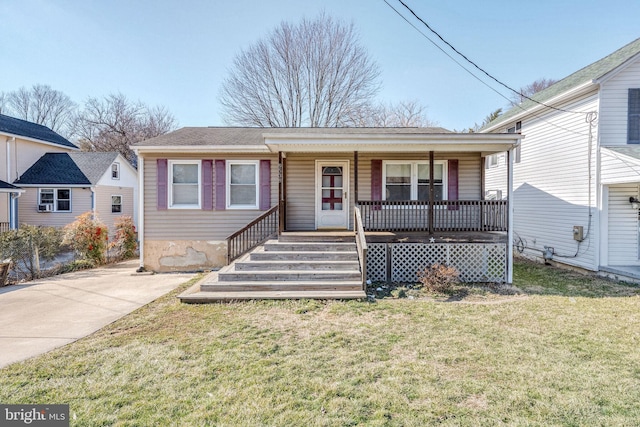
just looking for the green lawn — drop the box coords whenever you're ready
[1,260,639,426]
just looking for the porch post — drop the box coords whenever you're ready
[354,151,359,204]
[507,148,514,284]
[429,151,434,234]
[279,152,287,233]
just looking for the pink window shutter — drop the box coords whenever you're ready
[259,160,271,210]
[371,160,382,210]
[202,160,213,210]
[215,160,226,210]
[447,159,459,210]
[371,160,382,200]
[157,159,168,210]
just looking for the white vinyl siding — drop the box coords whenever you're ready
[607,184,640,265]
[486,93,599,270]
[598,59,640,146]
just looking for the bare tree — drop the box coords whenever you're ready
[220,13,380,127]
[510,78,558,105]
[5,84,76,136]
[74,93,177,165]
[466,108,503,133]
[0,92,8,115]
[347,100,437,127]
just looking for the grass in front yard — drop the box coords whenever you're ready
[1,262,639,425]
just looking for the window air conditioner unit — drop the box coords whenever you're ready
[38,203,53,212]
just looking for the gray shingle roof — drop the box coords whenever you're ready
[134,126,453,147]
[0,114,77,149]
[14,152,119,185]
[484,37,640,130]
[68,152,119,184]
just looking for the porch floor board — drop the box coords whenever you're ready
[280,230,507,244]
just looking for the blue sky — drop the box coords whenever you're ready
[2,0,639,131]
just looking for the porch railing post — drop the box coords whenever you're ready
[429,151,434,234]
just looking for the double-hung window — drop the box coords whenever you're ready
[227,161,259,209]
[39,188,71,212]
[112,195,122,213]
[169,160,200,209]
[383,161,446,201]
[112,162,120,179]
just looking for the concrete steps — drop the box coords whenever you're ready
[180,235,366,302]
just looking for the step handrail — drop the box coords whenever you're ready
[354,206,368,290]
[226,205,279,264]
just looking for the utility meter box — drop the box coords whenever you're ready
[573,225,584,242]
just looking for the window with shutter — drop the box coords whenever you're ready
[628,89,640,144]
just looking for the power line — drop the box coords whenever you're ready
[393,0,586,115]
[382,0,514,110]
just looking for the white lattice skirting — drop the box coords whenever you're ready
[366,243,507,283]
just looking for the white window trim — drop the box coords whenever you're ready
[112,162,120,180]
[111,194,122,213]
[39,188,72,212]
[226,160,260,210]
[168,160,201,209]
[382,160,448,201]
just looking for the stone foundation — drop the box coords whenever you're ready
[144,240,227,272]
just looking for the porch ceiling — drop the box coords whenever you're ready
[264,133,521,154]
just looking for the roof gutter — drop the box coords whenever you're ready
[131,145,271,155]
[0,131,78,151]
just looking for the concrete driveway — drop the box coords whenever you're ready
[0,260,195,368]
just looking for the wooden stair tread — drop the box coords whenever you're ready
[180,290,366,302]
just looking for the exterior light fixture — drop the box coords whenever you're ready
[629,197,640,209]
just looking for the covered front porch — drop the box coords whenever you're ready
[224,131,520,288]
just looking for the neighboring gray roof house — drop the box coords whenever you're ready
[15,152,119,185]
[0,114,77,149]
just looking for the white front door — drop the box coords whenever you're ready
[316,160,349,229]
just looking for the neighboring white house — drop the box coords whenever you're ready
[14,152,138,234]
[483,37,640,280]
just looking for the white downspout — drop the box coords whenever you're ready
[90,187,96,218]
[507,147,515,284]
[9,191,22,229]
